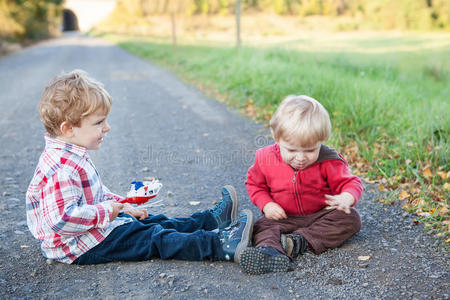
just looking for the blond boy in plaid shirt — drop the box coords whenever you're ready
[27,70,253,264]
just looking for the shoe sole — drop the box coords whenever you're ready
[280,234,293,257]
[233,209,254,263]
[239,248,290,275]
[223,185,238,224]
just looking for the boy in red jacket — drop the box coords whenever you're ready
[239,95,363,274]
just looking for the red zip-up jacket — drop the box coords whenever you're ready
[246,144,363,216]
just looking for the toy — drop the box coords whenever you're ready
[119,179,163,205]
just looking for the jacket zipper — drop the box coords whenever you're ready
[292,170,304,215]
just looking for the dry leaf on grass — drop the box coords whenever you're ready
[398,190,410,200]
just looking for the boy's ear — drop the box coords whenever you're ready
[60,121,74,137]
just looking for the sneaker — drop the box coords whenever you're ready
[210,185,238,229]
[280,233,307,258]
[218,209,254,262]
[239,246,291,275]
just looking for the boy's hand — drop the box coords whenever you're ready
[122,203,149,220]
[110,202,124,221]
[263,202,288,220]
[324,192,355,214]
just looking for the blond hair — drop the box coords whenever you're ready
[270,95,331,147]
[38,70,112,137]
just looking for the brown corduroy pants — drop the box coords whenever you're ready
[252,208,361,256]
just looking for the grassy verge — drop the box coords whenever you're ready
[97,32,449,239]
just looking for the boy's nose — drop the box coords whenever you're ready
[295,152,305,161]
[104,121,111,132]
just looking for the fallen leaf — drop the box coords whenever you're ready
[437,171,447,180]
[189,201,200,206]
[444,183,450,191]
[417,211,431,217]
[378,185,385,191]
[358,255,371,261]
[446,238,450,243]
[398,190,410,200]
[422,168,432,178]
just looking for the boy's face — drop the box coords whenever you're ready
[278,138,321,170]
[70,110,110,150]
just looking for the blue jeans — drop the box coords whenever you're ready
[73,211,224,264]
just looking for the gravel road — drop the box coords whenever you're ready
[0,33,448,299]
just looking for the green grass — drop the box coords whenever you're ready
[98,32,449,235]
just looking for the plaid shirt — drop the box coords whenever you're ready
[26,135,131,264]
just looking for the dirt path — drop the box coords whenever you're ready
[0,33,448,299]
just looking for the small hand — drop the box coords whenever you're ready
[324,192,355,214]
[122,203,149,220]
[263,202,288,220]
[110,202,124,221]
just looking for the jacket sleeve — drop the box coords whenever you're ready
[245,151,274,212]
[324,160,363,205]
[41,168,114,236]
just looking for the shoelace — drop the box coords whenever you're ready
[211,197,228,214]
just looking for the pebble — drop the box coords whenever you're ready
[359,263,369,269]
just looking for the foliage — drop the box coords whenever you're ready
[0,0,63,41]
[113,0,450,30]
[97,32,449,238]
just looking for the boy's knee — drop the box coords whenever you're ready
[344,208,361,234]
[331,208,361,233]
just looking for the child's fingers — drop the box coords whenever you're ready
[336,206,351,214]
[325,199,338,207]
[275,207,287,219]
